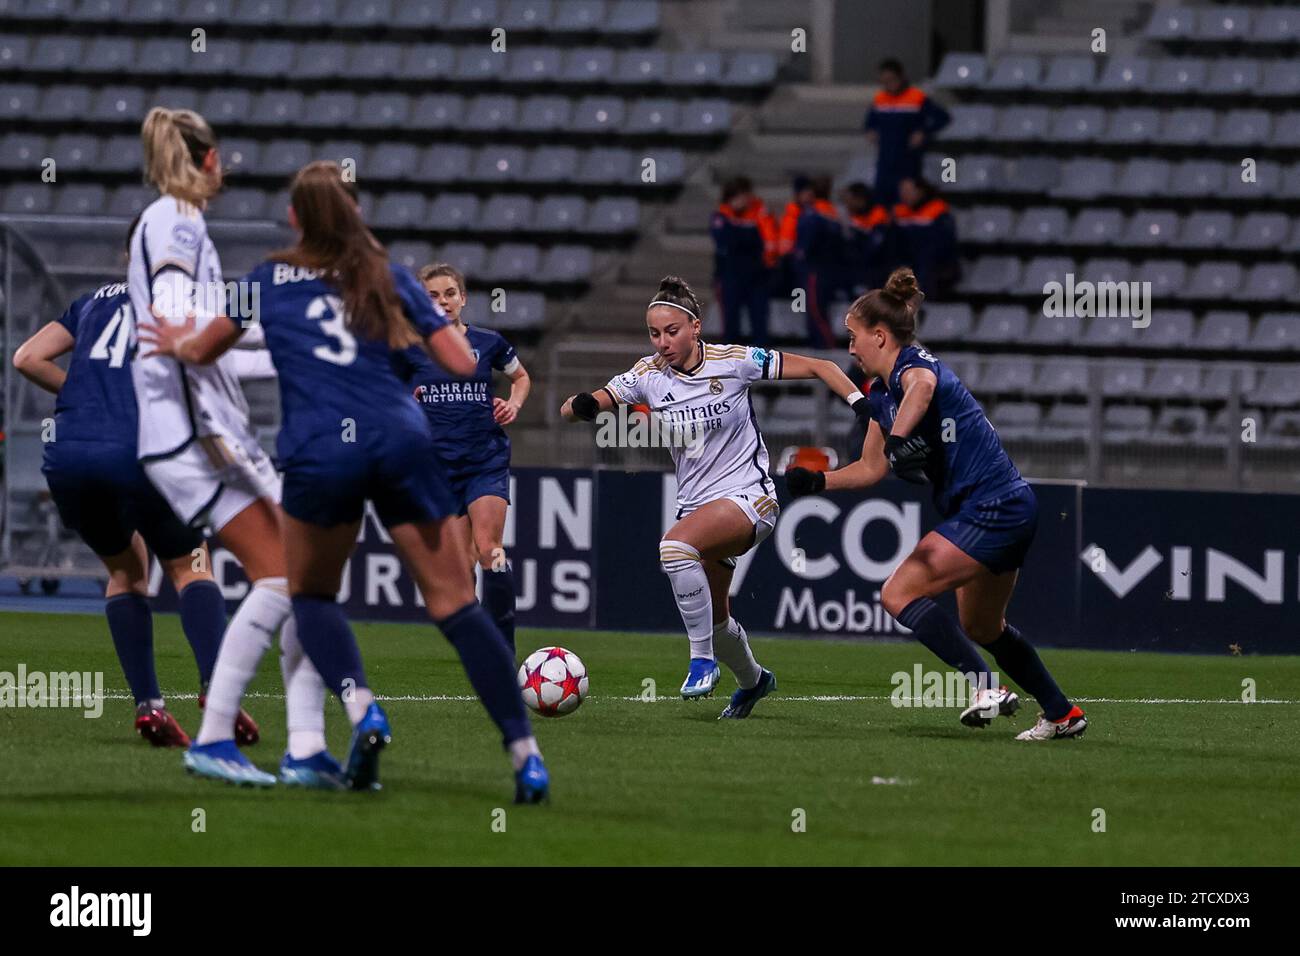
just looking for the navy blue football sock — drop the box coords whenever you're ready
[104,593,161,704]
[290,595,369,698]
[437,602,532,747]
[895,597,995,688]
[986,624,1071,721]
[481,563,516,653]
[178,579,226,687]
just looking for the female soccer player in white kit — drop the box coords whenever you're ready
[129,107,334,788]
[560,276,870,717]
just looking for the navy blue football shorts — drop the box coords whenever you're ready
[934,483,1038,575]
[442,453,511,517]
[43,439,201,560]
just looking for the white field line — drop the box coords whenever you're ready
[99,690,1300,705]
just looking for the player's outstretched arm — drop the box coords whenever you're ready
[827,419,890,490]
[13,321,75,394]
[780,351,873,424]
[560,387,615,423]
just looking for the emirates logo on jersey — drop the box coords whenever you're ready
[709,378,723,395]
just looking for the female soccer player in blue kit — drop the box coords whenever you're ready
[394,263,530,652]
[140,161,549,799]
[785,268,1086,740]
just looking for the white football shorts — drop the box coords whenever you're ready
[144,434,281,534]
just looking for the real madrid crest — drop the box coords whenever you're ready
[709,377,723,395]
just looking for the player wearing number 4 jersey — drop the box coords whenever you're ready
[14,270,260,749]
[141,162,548,802]
[786,268,1085,741]
[561,275,867,718]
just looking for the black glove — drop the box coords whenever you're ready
[850,395,872,424]
[884,433,930,484]
[571,392,599,422]
[785,466,826,498]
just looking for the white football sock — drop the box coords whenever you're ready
[659,540,714,659]
[195,576,290,745]
[343,687,376,726]
[278,613,328,760]
[714,617,762,690]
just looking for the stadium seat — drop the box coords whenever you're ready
[1154,108,1215,146]
[1141,260,1189,300]
[301,92,357,128]
[1102,107,1161,145]
[964,206,1013,244]
[1246,366,1300,406]
[986,55,1040,90]
[181,36,241,76]
[98,133,142,173]
[1014,256,1072,296]
[201,88,254,127]
[30,36,82,71]
[79,0,131,20]
[586,197,638,233]
[1123,210,1179,248]
[409,94,465,130]
[1240,264,1299,302]
[0,132,44,171]
[575,147,633,184]
[681,99,731,136]
[507,46,562,83]
[1169,160,1226,198]
[1196,6,1251,42]
[563,47,615,83]
[552,0,603,32]
[354,93,410,130]
[941,352,980,388]
[540,245,594,283]
[667,51,724,86]
[1206,59,1261,97]
[1101,360,1146,398]
[122,0,174,24]
[1249,314,1300,352]
[1145,58,1209,95]
[338,0,391,28]
[80,36,135,73]
[438,242,489,277]
[448,0,499,29]
[261,139,313,177]
[970,305,1029,344]
[427,193,480,231]
[624,98,679,135]
[1069,208,1123,246]
[1040,55,1094,92]
[152,84,202,110]
[572,96,626,134]
[1102,405,1153,440]
[943,104,996,141]
[1218,109,1272,146]
[372,192,427,229]
[487,243,541,282]
[418,143,473,182]
[402,44,455,81]
[348,44,405,80]
[1251,8,1300,44]
[984,355,1037,394]
[605,0,661,36]
[1146,6,1196,40]
[1096,57,1150,93]
[1080,258,1132,287]
[1185,262,1243,299]
[1174,211,1233,249]
[1230,212,1290,251]
[1032,358,1089,397]
[1142,310,1196,350]
[455,48,507,82]
[959,256,1020,294]
[615,49,669,85]
[2,183,53,215]
[1026,313,1082,347]
[38,84,91,121]
[1259,60,1299,97]
[472,145,529,183]
[131,36,191,74]
[387,240,436,271]
[1195,312,1251,352]
[939,155,1003,193]
[1042,402,1090,441]
[1204,364,1258,400]
[502,0,554,31]
[1114,159,1171,197]
[933,53,986,89]
[209,187,266,220]
[107,184,152,217]
[917,303,973,341]
[49,133,98,171]
[534,195,586,232]
[1083,315,1139,351]
[251,90,306,127]
[0,83,38,120]
[1224,159,1283,199]
[1051,159,1115,200]
[1050,106,1106,143]
[240,40,296,79]
[1015,206,1068,245]
[515,95,572,133]
[525,146,579,182]
[486,291,546,330]
[1273,112,1300,149]
[480,195,534,233]
[723,52,778,88]
[996,105,1051,142]
[463,94,520,132]
[1153,406,1209,444]
[1003,156,1058,193]
[51,184,105,217]
[988,401,1041,441]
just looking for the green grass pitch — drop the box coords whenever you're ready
[1,610,1298,866]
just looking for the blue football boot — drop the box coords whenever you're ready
[279,750,347,790]
[680,657,721,699]
[719,669,777,719]
[514,754,549,805]
[345,702,391,792]
[183,739,277,788]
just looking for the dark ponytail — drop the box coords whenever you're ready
[847,267,924,344]
[272,160,417,350]
[648,275,701,321]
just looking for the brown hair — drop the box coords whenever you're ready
[141,107,219,206]
[847,267,924,344]
[272,160,417,349]
[419,262,466,297]
[648,275,702,321]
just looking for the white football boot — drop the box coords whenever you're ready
[1016,706,1088,741]
[959,685,1021,728]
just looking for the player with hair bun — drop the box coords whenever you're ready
[392,262,530,653]
[786,267,1086,740]
[561,275,872,717]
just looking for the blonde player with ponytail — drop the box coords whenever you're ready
[561,275,870,716]
[130,108,337,788]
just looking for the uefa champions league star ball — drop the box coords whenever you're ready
[518,646,589,717]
